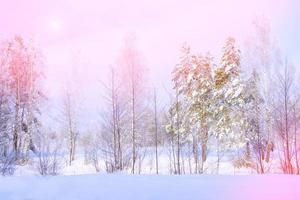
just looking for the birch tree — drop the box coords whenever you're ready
[0,42,14,174]
[61,56,82,166]
[2,36,44,163]
[119,36,147,174]
[101,66,128,172]
[273,60,298,174]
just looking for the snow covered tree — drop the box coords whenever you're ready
[213,37,246,173]
[118,36,148,174]
[169,45,192,174]
[243,18,280,162]
[165,91,191,174]
[170,44,215,174]
[187,53,214,173]
[0,42,15,175]
[2,36,44,163]
[243,69,274,173]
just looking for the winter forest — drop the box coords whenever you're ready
[0,0,300,199]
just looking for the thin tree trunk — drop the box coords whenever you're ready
[175,85,181,175]
[111,69,118,171]
[154,89,159,174]
[13,71,20,160]
[171,137,176,174]
[293,106,299,174]
[188,141,192,174]
[201,123,208,174]
[193,136,198,174]
[131,68,136,174]
[284,64,292,174]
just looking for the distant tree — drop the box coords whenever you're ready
[119,36,148,174]
[153,88,159,174]
[273,60,298,174]
[291,95,300,175]
[165,90,190,174]
[244,69,274,173]
[60,57,83,166]
[62,86,78,166]
[241,17,287,174]
[36,130,62,176]
[100,66,128,172]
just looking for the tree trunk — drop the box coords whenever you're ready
[154,89,159,174]
[131,70,136,174]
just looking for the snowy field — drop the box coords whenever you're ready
[0,174,299,200]
[1,149,296,200]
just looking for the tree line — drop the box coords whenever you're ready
[0,21,299,176]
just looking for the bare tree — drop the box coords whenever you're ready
[62,86,79,166]
[80,130,102,172]
[292,97,300,174]
[153,88,159,174]
[36,130,62,176]
[165,86,190,175]
[273,60,297,174]
[119,36,147,174]
[100,66,128,172]
[59,53,84,166]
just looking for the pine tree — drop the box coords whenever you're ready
[244,69,273,173]
[213,37,246,173]
[171,44,215,173]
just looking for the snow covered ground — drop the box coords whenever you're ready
[13,149,255,176]
[0,174,299,200]
[1,150,298,200]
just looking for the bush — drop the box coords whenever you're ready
[0,151,15,176]
[36,131,61,176]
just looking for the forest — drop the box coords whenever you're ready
[0,18,299,177]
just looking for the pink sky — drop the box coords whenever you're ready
[0,0,299,128]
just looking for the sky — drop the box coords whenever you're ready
[0,0,299,129]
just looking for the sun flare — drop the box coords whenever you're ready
[50,19,61,31]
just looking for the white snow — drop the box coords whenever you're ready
[1,150,297,199]
[0,174,299,200]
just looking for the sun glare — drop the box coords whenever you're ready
[50,19,61,31]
